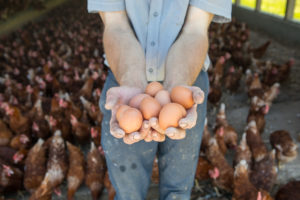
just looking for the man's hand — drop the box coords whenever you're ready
[149,85,205,140]
[105,86,151,144]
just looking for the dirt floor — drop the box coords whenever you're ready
[2,2,300,199]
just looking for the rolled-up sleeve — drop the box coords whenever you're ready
[87,0,125,13]
[189,0,232,23]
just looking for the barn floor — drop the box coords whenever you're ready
[2,1,300,199]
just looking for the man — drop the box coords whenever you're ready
[88,1,231,199]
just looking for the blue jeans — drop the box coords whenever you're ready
[99,69,209,200]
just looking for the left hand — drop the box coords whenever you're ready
[149,85,205,140]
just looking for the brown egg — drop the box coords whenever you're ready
[129,94,150,109]
[170,86,194,109]
[116,105,130,121]
[158,103,186,130]
[145,82,164,96]
[155,90,171,106]
[118,107,143,133]
[174,103,187,116]
[140,97,161,120]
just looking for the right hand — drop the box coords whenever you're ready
[105,86,151,144]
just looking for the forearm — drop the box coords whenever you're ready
[163,6,213,89]
[100,11,147,89]
[164,32,209,88]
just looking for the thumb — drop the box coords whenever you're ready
[105,87,120,110]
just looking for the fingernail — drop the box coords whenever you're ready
[153,133,157,137]
[133,134,140,140]
[180,122,187,128]
[168,132,175,137]
[144,123,149,129]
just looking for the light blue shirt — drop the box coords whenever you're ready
[87,0,232,81]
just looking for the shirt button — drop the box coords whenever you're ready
[150,41,155,46]
[148,68,153,73]
[153,12,159,17]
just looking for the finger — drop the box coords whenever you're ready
[149,117,165,134]
[109,108,125,138]
[165,127,186,140]
[179,104,197,129]
[144,131,153,142]
[189,86,205,104]
[139,120,151,139]
[110,121,125,138]
[151,130,166,142]
[105,87,120,110]
[123,132,141,145]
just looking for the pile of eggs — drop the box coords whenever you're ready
[116,82,194,135]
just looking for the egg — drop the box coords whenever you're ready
[116,105,131,121]
[155,90,171,106]
[145,81,164,96]
[129,94,150,109]
[117,107,143,133]
[158,103,186,130]
[140,97,161,120]
[170,86,194,109]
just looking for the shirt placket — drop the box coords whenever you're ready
[145,0,163,82]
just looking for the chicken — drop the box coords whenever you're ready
[262,62,281,86]
[245,69,253,89]
[24,138,47,193]
[246,121,267,162]
[45,115,72,141]
[66,141,85,200]
[234,133,252,167]
[30,130,68,199]
[85,142,106,200]
[104,171,116,200]
[5,105,30,135]
[80,96,103,125]
[213,56,226,83]
[263,83,280,106]
[12,148,27,166]
[224,66,242,93]
[0,147,14,165]
[60,94,82,120]
[151,157,159,184]
[250,150,277,192]
[248,40,271,59]
[208,83,222,106]
[205,138,234,192]
[70,114,90,142]
[10,134,30,150]
[247,96,269,134]
[195,156,214,181]
[270,130,298,163]
[0,161,23,192]
[200,118,211,153]
[232,160,260,200]
[0,120,12,146]
[215,103,238,149]
[278,58,294,82]
[91,126,101,147]
[78,76,95,99]
[275,180,300,200]
[248,73,264,98]
[214,126,227,155]
[30,99,50,139]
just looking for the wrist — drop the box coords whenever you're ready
[163,79,190,91]
[120,75,147,90]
